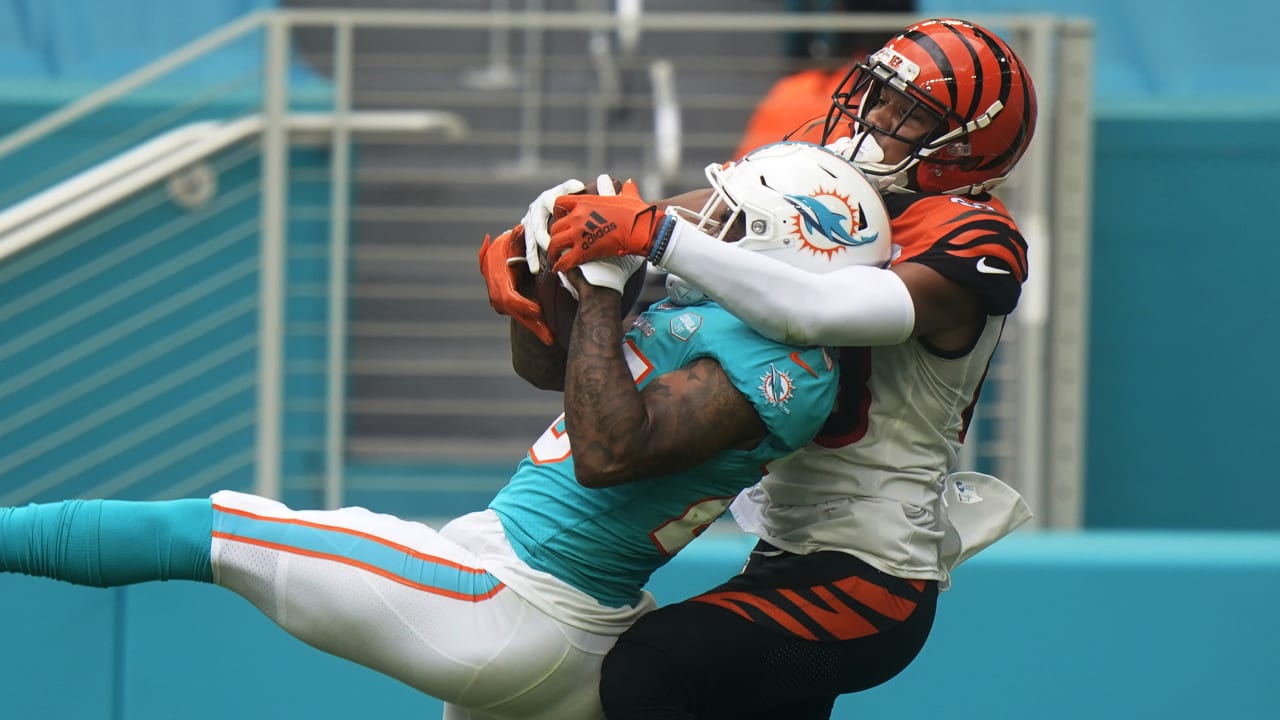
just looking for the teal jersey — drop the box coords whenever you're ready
[488,300,838,607]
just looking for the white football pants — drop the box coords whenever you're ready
[209,491,616,720]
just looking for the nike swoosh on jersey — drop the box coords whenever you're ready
[789,350,819,378]
[976,257,1011,275]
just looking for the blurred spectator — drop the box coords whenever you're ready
[733,60,848,159]
[736,0,915,159]
[781,0,912,60]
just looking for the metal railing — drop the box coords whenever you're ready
[0,11,468,509]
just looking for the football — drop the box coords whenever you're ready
[533,245,647,351]
[529,175,639,350]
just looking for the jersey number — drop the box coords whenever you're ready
[529,414,572,464]
[648,496,734,557]
[814,346,986,447]
[814,347,872,448]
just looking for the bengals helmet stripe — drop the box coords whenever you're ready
[822,18,1038,196]
[962,22,1035,172]
[900,29,962,112]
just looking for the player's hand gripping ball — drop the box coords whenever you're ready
[532,240,647,352]
[528,174,642,351]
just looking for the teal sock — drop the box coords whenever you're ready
[0,498,214,586]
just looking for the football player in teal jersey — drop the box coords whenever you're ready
[2,142,889,720]
[488,19,1038,719]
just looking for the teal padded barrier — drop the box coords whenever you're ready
[0,582,118,719]
[2,530,1277,719]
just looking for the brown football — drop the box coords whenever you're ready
[533,245,647,351]
[531,176,636,350]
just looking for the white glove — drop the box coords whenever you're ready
[523,174,620,273]
[522,178,583,274]
[558,255,646,301]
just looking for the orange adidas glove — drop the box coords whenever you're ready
[478,225,555,346]
[546,180,673,273]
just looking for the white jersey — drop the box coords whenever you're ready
[732,191,1034,585]
[731,315,1004,583]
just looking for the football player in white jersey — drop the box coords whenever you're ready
[482,18,1036,719]
[2,145,889,720]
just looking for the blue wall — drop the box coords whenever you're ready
[0,0,276,83]
[921,0,1280,104]
[1085,109,1280,529]
[3,531,1277,719]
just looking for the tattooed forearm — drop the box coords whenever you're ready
[564,283,642,485]
[565,284,766,488]
[637,360,767,465]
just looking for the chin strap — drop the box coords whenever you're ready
[953,175,1010,196]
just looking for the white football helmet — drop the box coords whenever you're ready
[680,141,892,272]
[666,142,892,304]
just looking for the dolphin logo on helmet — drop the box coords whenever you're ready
[664,141,893,305]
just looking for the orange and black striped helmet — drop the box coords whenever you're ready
[820,18,1038,196]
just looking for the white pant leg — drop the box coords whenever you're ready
[209,491,611,720]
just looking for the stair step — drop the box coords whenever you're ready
[280,0,816,462]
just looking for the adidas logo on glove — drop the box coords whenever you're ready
[580,211,617,248]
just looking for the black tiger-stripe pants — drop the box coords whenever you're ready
[600,541,938,720]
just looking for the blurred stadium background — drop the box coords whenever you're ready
[1,1,1277,718]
